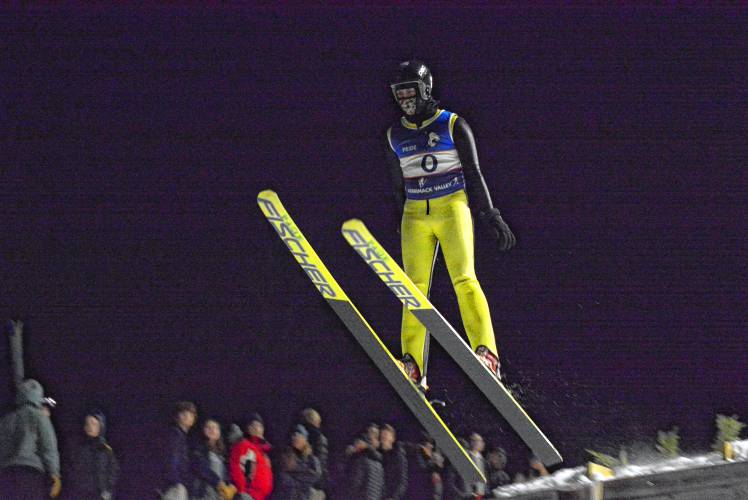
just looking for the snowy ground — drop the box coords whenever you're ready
[491,466,591,497]
[490,440,748,498]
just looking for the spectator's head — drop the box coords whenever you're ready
[291,424,309,451]
[487,446,507,469]
[246,412,265,439]
[380,424,396,450]
[16,379,45,408]
[365,422,380,448]
[419,431,434,445]
[84,410,106,438]
[226,423,244,447]
[528,454,549,476]
[203,418,221,442]
[419,432,436,452]
[469,432,485,453]
[173,401,197,431]
[203,418,225,454]
[301,408,322,429]
[352,436,368,452]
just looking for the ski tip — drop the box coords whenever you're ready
[257,189,277,201]
[341,218,366,231]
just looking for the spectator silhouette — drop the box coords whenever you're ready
[225,424,244,449]
[299,408,328,499]
[230,413,273,500]
[444,435,487,500]
[270,448,304,500]
[68,410,119,500]
[190,418,235,500]
[346,424,384,500]
[0,378,61,499]
[161,401,198,500]
[485,446,510,496]
[380,424,407,500]
[405,432,443,500]
[286,425,321,500]
[513,453,549,483]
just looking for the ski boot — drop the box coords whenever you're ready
[475,345,503,383]
[396,354,428,392]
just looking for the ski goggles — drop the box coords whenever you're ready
[390,80,430,101]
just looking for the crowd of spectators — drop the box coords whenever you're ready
[154,401,529,500]
[1,320,548,499]
[1,391,548,500]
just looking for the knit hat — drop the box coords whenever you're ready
[247,412,264,426]
[226,423,244,445]
[292,424,309,439]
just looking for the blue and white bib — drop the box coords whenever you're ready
[387,109,465,200]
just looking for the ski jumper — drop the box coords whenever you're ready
[387,109,497,374]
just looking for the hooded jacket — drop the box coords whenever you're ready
[303,424,329,490]
[230,435,273,500]
[68,411,119,498]
[0,379,60,476]
[69,435,119,497]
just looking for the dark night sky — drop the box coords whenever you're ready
[2,4,746,497]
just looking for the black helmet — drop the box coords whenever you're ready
[391,60,433,100]
[390,60,434,117]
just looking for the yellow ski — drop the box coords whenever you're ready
[257,190,485,483]
[341,218,563,466]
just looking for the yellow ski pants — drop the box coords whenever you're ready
[400,190,498,373]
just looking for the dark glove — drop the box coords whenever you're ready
[479,208,516,251]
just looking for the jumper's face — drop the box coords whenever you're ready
[395,87,417,115]
[84,416,101,438]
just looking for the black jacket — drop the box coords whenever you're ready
[163,426,191,489]
[305,425,329,491]
[190,442,226,498]
[381,442,408,500]
[271,452,321,500]
[486,467,511,496]
[405,445,443,500]
[348,445,384,500]
[444,463,475,500]
[69,436,119,498]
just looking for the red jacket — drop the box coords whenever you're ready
[230,436,273,500]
